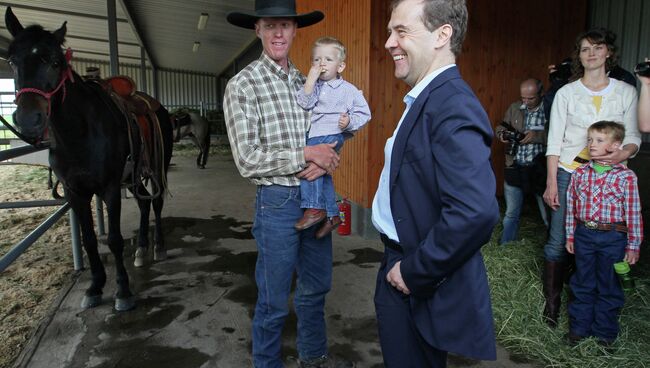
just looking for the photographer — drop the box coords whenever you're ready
[496,78,549,245]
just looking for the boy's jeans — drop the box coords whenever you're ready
[252,185,333,367]
[301,134,345,217]
[568,223,626,342]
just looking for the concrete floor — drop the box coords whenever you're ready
[14,153,537,368]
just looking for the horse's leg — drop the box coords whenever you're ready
[190,134,203,169]
[68,194,106,309]
[152,194,166,261]
[200,131,210,169]
[133,186,152,268]
[104,186,135,311]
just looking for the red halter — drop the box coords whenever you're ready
[15,48,75,117]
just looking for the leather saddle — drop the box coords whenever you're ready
[84,75,165,188]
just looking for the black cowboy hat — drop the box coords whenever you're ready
[226,0,324,29]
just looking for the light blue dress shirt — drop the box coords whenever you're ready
[371,64,456,242]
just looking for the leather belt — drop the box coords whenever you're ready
[579,220,627,233]
[380,233,403,253]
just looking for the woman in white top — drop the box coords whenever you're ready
[541,28,642,328]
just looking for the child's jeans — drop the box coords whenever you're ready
[300,134,344,217]
[568,222,626,342]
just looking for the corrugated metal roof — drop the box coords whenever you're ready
[0,0,257,75]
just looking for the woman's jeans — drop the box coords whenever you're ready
[544,168,572,261]
[500,181,549,244]
[300,134,345,217]
[252,185,332,367]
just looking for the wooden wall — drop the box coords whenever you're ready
[462,0,587,195]
[296,0,587,208]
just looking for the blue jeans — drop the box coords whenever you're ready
[252,185,333,367]
[301,134,345,217]
[500,181,549,244]
[568,224,626,342]
[544,168,572,261]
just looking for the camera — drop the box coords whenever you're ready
[635,61,650,78]
[549,58,573,85]
[499,122,525,156]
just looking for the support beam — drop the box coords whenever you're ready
[153,66,159,100]
[72,49,142,61]
[107,0,120,76]
[58,33,140,47]
[140,47,147,93]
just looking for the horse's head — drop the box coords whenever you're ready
[5,7,70,144]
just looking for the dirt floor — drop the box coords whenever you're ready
[0,164,74,368]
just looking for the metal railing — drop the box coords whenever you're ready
[0,144,83,272]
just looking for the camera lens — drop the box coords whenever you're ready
[635,61,650,78]
[550,59,572,83]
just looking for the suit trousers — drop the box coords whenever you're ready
[374,240,448,367]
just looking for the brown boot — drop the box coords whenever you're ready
[542,260,566,328]
[315,216,342,239]
[295,209,326,230]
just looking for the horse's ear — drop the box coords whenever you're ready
[53,21,67,44]
[5,7,24,37]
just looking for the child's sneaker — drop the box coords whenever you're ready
[315,216,342,239]
[295,209,326,230]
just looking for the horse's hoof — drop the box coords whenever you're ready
[134,247,147,267]
[81,295,102,309]
[114,296,136,312]
[154,247,167,262]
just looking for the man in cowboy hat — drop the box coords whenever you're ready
[224,1,351,367]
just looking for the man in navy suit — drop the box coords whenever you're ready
[371,0,500,366]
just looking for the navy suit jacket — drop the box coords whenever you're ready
[390,66,499,360]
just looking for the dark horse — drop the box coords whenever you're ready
[5,8,173,311]
[170,111,210,168]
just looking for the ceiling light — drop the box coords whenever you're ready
[192,42,200,53]
[197,13,209,30]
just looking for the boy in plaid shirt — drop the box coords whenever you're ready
[565,120,643,346]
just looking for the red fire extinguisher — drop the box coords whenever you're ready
[338,198,351,235]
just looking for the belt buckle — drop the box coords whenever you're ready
[585,221,598,230]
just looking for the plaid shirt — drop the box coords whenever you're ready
[223,53,310,186]
[565,162,644,252]
[514,103,545,165]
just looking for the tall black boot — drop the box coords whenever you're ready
[565,254,576,305]
[542,260,566,328]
